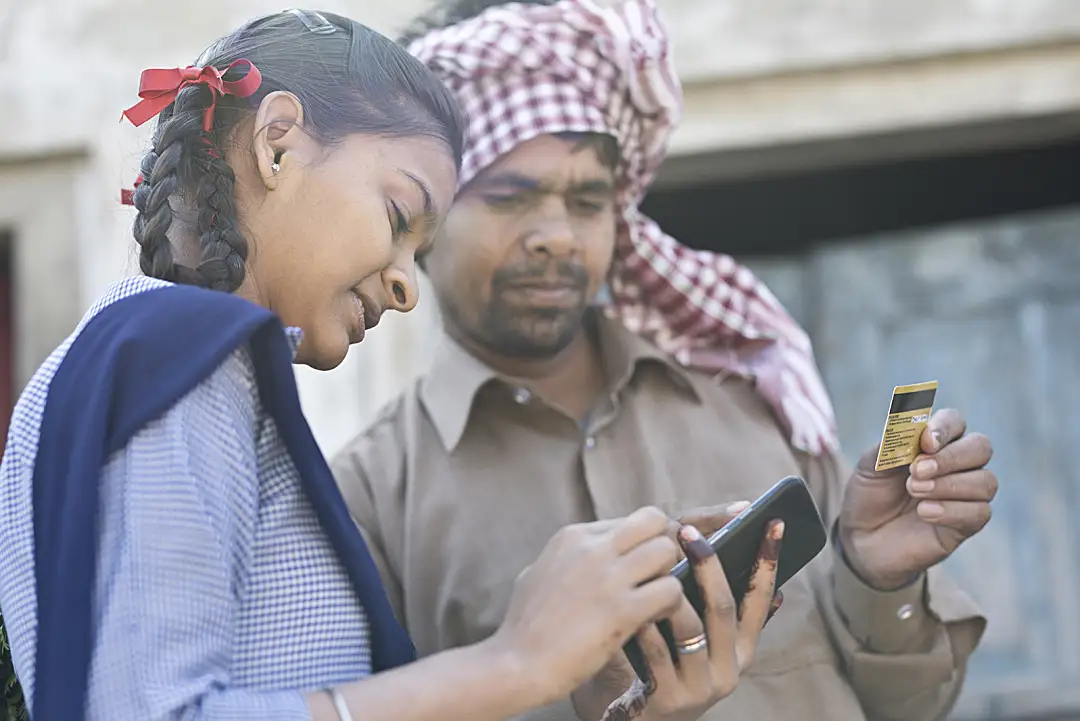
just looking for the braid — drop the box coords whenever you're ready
[132,83,247,291]
[132,104,187,284]
[193,152,248,292]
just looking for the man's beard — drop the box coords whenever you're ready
[474,259,592,360]
[477,302,588,359]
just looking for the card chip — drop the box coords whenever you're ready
[874,381,938,472]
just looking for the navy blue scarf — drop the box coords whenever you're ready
[31,285,415,721]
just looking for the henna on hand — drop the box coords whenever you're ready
[598,678,653,721]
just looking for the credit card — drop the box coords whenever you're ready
[874,381,938,472]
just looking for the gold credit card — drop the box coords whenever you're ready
[874,381,939,472]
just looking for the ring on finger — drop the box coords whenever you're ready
[675,632,709,655]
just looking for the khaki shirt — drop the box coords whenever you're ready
[332,316,986,721]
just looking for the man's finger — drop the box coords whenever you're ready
[676,501,750,538]
[906,469,998,502]
[911,432,992,480]
[916,500,993,539]
[921,408,967,454]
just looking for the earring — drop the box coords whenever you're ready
[271,163,280,174]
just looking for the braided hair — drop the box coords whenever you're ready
[132,96,248,291]
[131,9,466,294]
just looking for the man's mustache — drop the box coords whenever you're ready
[491,261,590,290]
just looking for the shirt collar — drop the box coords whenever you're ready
[419,314,701,453]
[595,315,700,402]
[420,336,500,453]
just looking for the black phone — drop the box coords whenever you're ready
[623,475,828,682]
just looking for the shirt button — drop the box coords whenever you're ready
[584,436,597,450]
[512,387,532,404]
[896,603,915,621]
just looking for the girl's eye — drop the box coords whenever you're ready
[390,201,413,236]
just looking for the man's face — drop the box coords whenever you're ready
[423,133,618,359]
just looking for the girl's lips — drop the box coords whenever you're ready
[350,292,366,342]
[354,290,382,330]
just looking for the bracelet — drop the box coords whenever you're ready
[327,688,355,721]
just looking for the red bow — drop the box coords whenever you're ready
[121,59,262,132]
[120,173,144,206]
[119,59,260,204]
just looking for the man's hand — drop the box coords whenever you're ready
[838,408,997,590]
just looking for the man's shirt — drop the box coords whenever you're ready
[333,315,985,721]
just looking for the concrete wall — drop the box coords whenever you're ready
[746,205,1080,720]
[659,0,1080,180]
[3,0,1080,454]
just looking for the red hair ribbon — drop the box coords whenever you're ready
[119,59,259,205]
[121,58,262,132]
[120,173,144,206]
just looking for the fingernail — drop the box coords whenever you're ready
[761,520,784,561]
[931,430,944,450]
[915,459,937,477]
[918,501,944,519]
[726,500,751,514]
[909,479,935,494]
[679,525,714,563]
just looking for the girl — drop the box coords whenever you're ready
[0,9,780,721]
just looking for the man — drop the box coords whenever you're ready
[332,1,996,719]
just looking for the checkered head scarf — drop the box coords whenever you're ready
[408,0,839,454]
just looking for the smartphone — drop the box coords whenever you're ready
[623,475,828,682]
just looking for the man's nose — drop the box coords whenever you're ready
[522,204,578,259]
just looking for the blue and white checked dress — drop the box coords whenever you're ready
[0,276,371,720]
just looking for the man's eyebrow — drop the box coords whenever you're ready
[474,173,614,195]
[474,171,543,192]
[399,169,439,224]
[570,179,615,195]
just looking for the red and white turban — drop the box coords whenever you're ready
[409,0,839,455]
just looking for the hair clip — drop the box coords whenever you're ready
[284,8,337,34]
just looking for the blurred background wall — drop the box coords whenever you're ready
[2,1,1078,718]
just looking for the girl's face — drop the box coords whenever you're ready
[230,92,458,370]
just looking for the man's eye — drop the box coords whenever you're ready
[482,194,526,209]
[571,198,607,214]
